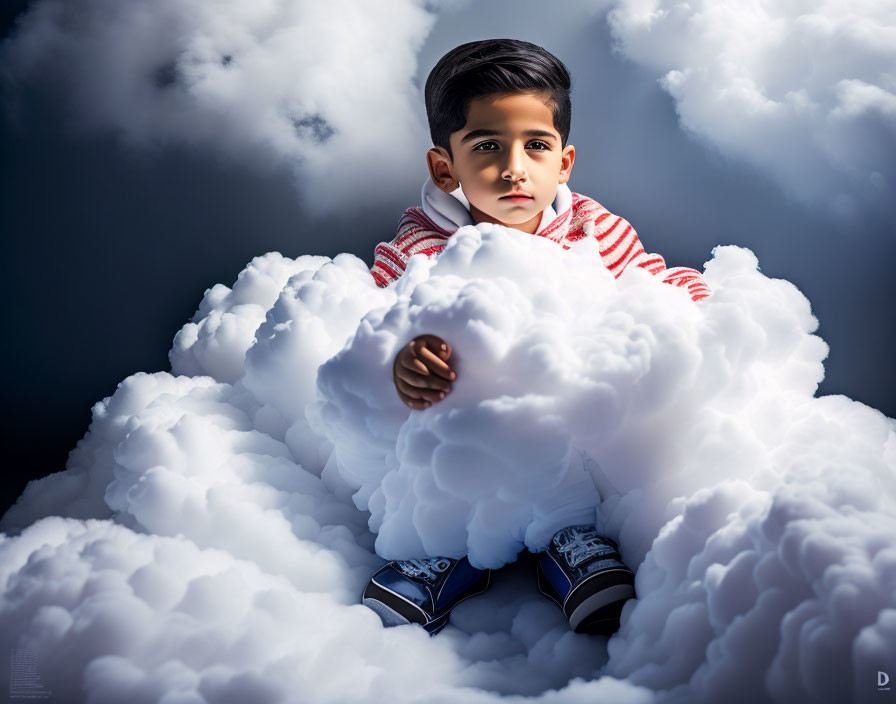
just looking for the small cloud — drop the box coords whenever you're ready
[606,0,896,217]
[0,0,440,216]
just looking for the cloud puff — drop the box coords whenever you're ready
[0,0,441,216]
[606,0,896,217]
[169,252,331,384]
[2,225,894,702]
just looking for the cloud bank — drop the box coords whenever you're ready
[4,0,892,220]
[0,0,442,216]
[2,225,895,703]
[605,0,896,217]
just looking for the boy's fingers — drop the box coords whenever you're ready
[416,335,451,360]
[395,384,426,410]
[396,364,452,393]
[395,377,443,405]
[395,375,424,400]
[407,354,429,376]
[400,393,428,410]
[416,345,456,380]
[398,389,426,409]
[397,354,451,389]
[406,340,441,375]
[394,345,429,376]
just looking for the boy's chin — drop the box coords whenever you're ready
[480,208,539,228]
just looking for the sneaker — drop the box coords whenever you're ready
[362,555,492,635]
[535,524,635,635]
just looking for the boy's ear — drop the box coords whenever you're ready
[558,144,576,185]
[426,147,460,193]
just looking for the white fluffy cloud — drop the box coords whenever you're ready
[605,0,896,218]
[0,0,441,216]
[2,226,894,702]
[5,0,891,220]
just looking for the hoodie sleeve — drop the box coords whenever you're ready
[371,240,408,288]
[583,209,711,303]
[370,209,415,288]
[370,207,452,288]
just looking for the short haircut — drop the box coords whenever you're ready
[424,38,572,160]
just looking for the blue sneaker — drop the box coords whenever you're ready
[362,555,492,635]
[535,524,635,635]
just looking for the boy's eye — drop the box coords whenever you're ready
[472,140,551,152]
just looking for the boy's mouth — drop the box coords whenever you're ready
[501,192,534,202]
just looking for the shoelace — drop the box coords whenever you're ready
[553,526,617,568]
[395,557,453,583]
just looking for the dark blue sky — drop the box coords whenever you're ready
[2,1,894,519]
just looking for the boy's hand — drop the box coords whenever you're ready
[393,334,456,410]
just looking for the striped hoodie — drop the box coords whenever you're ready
[371,178,711,303]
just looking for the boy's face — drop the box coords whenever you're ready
[426,92,575,235]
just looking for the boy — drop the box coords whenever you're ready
[362,39,711,637]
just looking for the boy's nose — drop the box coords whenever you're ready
[501,147,528,182]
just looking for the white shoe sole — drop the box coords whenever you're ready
[362,597,412,627]
[568,583,635,631]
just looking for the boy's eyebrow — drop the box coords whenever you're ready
[459,128,557,144]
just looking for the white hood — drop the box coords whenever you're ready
[421,177,572,234]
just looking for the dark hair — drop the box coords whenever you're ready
[424,39,572,160]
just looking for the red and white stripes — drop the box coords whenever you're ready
[371,193,711,303]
